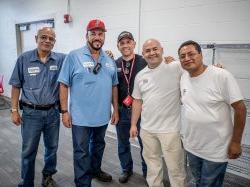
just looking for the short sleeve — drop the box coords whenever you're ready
[164,60,183,76]
[9,56,23,88]
[132,74,142,99]
[220,70,244,104]
[57,53,74,87]
[112,61,119,86]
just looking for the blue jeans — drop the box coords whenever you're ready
[187,151,228,187]
[116,106,147,176]
[72,124,108,187]
[18,106,60,187]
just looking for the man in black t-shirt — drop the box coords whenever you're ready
[115,31,147,183]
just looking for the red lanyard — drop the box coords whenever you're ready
[121,55,135,95]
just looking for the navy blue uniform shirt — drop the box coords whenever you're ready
[9,49,66,105]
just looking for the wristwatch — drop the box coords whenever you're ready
[10,108,18,113]
[61,109,68,114]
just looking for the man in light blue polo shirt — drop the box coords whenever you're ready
[9,27,65,187]
[58,19,119,187]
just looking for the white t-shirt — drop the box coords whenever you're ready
[132,61,182,133]
[180,65,244,162]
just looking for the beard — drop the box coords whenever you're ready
[88,40,103,51]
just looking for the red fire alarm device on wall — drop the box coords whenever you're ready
[64,14,71,23]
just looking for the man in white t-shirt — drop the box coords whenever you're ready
[178,40,247,187]
[130,39,186,187]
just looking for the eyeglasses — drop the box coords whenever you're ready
[38,35,56,43]
[179,52,199,61]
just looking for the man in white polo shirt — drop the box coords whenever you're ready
[130,38,186,187]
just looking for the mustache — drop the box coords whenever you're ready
[93,40,102,43]
[88,41,103,51]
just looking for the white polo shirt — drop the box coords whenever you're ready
[132,61,182,133]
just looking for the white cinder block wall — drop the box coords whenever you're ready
[0,0,249,144]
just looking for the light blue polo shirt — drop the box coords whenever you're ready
[9,49,66,105]
[58,45,118,127]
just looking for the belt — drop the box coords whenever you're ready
[22,102,58,110]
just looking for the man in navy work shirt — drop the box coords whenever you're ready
[58,19,119,187]
[9,27,65,187]
[115,31,147,183]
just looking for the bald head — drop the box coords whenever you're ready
[142,38,163,69]
[142,39,162,50]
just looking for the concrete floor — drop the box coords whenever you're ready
[0,99,249,187]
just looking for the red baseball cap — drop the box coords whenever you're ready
[86,19,106,32]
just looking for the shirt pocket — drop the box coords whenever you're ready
[23,72,42,90]
[84,73,97,85]
[75,72,97,85]
[49,70,60,85]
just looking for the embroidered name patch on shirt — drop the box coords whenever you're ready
[81,61,95,73]
[105,62,115,70]
[50,65,58,71]
[28,67,40,75]
[81,61,94,68]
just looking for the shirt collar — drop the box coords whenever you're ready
[82,45,105,59]
[30,49,57,63]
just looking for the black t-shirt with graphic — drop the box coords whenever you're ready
[115,54,147,106]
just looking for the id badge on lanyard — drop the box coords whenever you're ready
[121,55,135,107]
[123,95,133,107]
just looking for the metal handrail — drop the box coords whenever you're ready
[201,43,250,64]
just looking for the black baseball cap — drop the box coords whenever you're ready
[117,31,134,43]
